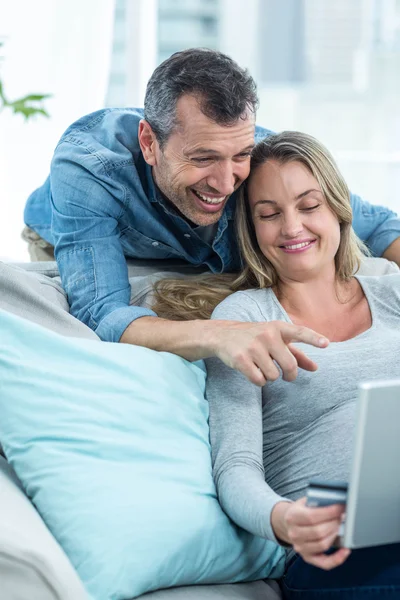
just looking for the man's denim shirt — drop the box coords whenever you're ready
[24,108,400,342]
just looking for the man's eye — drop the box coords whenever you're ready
[301,204,320,212]
[192,157,212,164]
[235,152,252,161]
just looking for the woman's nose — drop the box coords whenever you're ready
[281,211,304,238]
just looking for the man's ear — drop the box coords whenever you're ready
[138,119,158,166]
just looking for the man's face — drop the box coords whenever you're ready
[149,95,256,226]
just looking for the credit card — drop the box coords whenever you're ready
[306,479,348,507]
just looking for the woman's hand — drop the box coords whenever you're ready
[212,320,329,386]
[271,498,351,570]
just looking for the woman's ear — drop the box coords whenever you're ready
[138,120,158,166]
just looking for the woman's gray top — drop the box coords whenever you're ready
[205,274,400,543]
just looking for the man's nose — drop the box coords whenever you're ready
[207,161,236,196]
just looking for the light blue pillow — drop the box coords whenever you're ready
[0,309,285,600]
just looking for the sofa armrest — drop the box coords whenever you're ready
[0,457,88,600]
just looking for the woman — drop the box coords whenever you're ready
[153,131,400,598]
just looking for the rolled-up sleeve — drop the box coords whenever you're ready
[351,193,400,257]
[50,140,156,342]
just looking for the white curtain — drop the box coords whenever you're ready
[0,0,116,260]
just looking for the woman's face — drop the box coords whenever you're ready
[247,159,341,282]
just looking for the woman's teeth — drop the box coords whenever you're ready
[193,190,225,205]
[283,241,312,250]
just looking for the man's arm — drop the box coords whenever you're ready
[120,308,329,386]
[382,237,400,266]
[350,193,400,265]
[50,142,157,342]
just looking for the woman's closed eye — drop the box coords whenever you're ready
[259,212,280,220]
[258,204,321,220]
[301,204,321,212]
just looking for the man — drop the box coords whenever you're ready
[23,48,400,385]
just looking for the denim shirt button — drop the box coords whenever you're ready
[184,234,191,238]
[152,241,159,247]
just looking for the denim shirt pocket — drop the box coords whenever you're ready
[119,226,181,260]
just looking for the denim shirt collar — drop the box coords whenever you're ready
[145,164,159,204]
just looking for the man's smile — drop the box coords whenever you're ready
[191,188,226,205]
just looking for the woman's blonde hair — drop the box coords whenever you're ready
[152,131,368,320]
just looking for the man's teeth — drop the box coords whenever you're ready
[284,241,312,250]
[194,190,225,205]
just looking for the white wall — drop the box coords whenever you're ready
[219,0,260,77]
[0,0,115,261]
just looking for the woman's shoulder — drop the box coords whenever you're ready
[210,287,282,323]
[357,272,400,291]
[357,273,400,312]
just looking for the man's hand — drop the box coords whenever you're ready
[271,498,350,570]
[121,317,329,386]
[211,320,329,386]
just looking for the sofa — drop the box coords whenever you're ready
[0,257,397,600]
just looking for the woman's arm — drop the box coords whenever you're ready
[205,292,348,568]
[205,292,290,541]
[206,352,285,541]
[207,347,351,565]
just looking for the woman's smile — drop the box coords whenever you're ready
[279,239,317,253]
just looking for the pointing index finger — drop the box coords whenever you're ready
[281,323,329,348]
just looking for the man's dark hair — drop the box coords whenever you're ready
[144,48,259,148]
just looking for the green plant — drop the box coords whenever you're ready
[0,42,50,119]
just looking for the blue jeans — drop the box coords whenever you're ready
[281,543,400,598]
